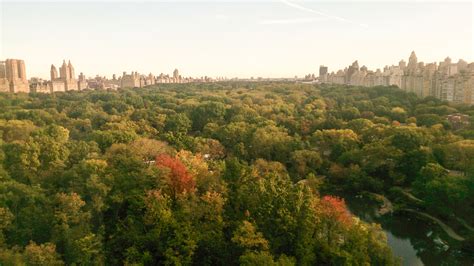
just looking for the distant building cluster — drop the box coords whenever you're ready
[1,58,223,94]
[319,52,474,105]
[116,68,218,90]
[30,60,87,93]
[87,71,221,91]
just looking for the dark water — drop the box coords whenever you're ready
[345,195,473,266]
[385,231,423,266]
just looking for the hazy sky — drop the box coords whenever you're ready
[1,1,473,79]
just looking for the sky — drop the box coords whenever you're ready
[1,0,473,79]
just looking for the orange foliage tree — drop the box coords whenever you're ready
[318,195,353,245]
[320,195,352,226]
[156,154,195,199]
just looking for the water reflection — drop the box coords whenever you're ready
[344,195,473,266]
[386,231,423,266]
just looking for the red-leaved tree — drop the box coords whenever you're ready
[156,154,195,199]
[320,195,352,226]
[318,195,353,245]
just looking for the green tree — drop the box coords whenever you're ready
[2,140,40,184]
[52,192,92,265]
[191,102,226,131]
[289,150,322,181]
[165,113,192,134]
[250,124,296,162]
[311,129,359,160]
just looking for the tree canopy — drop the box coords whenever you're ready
[0,82,473,264]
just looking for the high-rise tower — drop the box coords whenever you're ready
[52,59,78,91]
[0,59,29,93]
[59,60,70,80]
[51,64,58,80]
[68,60,75,80]
[407,51,418,73]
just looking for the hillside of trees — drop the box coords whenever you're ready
[0,82,473,265]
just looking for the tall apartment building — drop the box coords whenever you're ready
[321,52,474,105]
[0,59,29,93]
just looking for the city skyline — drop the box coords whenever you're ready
[319,51,474,105]
[1,1,473,79]
[2,51,474,106]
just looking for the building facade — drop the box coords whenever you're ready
[30,60,86,93]
[121,71,141,88]
[0,59,29,93]
[320,52,474,105]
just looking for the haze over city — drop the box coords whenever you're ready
[2,0,473,79]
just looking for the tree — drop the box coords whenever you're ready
[0,82,453,264]
[414,163,447,193]
[250,124,296,162]
[357,141,403,187]
[397,147,431,184]
[239,251,295,266]
[65,140,100,167]
[390,127,426,152]
[56,159,112,228]
[128,138,174,161]
[319,196,352,228]
[34,125,70,170]
[216,121,255,159]
[311,129,359,160]
[232,221,269,252]
[185,192,227,264]
[52,192,92,264]
[193,137,225,160]
[74,233,104,265]
[91,129,138,152]
[416,113,444,127]
[191,102,226,131]
[142,190,198,265]
[2,140,40,184]
[290,150,322,180]
[24,242,64,266]
[251,159,288,180]
[390,107,407,122]
[0,119,37,142]
[0,207,13,245]
[340,107,360,121]
[234,170,307,257]
[165,113,192,134]
[156,154,195,199]
[346,118,374,135]
[414,163,472,217]
[438,140,474,170]
[0,180,53,246]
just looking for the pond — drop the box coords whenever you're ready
[385,231,422,266]
[344,194,473,266]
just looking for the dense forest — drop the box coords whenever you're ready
[0,82,473,265]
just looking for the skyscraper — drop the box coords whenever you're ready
[0,59,29,93]
[58,59,78,90]
[50,64,58,80]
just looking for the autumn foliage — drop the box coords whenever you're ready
[156,154,195,197]
[320,195,352,227]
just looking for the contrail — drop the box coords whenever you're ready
[280,0,368,28]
